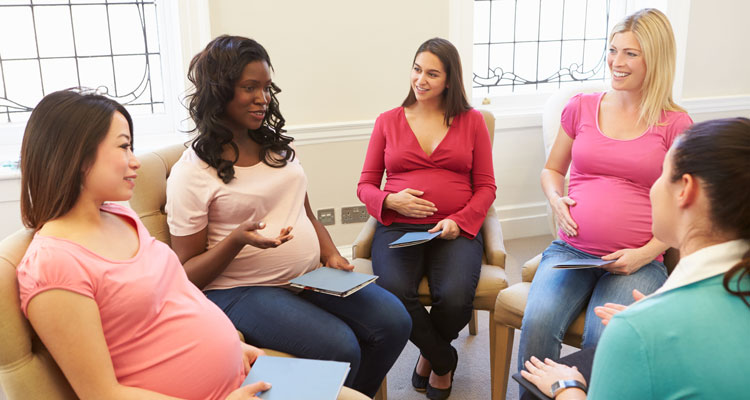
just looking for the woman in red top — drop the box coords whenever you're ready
[357,37,496,400]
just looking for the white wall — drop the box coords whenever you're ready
[2,1,749,246]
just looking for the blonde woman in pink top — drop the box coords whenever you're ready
[16,90,270,400]
[517,9,693,393]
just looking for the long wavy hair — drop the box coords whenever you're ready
[186,35,294,183]
[670,117,750,307]
[610,8,686,127]
[401,37,471,127]
[21,89,133,229]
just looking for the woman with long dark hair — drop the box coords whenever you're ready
[357,37,496,399]
[166,35,411,398]
[17,89,271,400]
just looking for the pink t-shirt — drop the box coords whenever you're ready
[559,92,693,257]
[17,204,244,400]
[357,107,496,238]
[166,148,320,290]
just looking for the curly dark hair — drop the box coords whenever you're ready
[670,117,750,307]
[186,35,294,183]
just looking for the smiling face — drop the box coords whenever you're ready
[224,60,272,134]
[607,31,647,92]
[411,51,448,104]
[82,111,140,202]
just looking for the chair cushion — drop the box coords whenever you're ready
[521,254,541,283]
[352,259,507,311]
[494,282,584,347]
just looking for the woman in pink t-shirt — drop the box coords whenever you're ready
[517,8,693,389]
[16,90,269,399]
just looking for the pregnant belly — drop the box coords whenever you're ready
[564,181,654,255]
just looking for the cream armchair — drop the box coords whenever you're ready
[128,144,372,400]
[350,109,509,396]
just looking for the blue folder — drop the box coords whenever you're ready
[243,355,350,400]
[289,267,377,297]
[388,230,442,248]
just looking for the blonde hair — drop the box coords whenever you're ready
[610,8,686,127]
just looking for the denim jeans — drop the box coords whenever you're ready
[517,240,667,388]
[371,222,483,375]
[205,282,411,397]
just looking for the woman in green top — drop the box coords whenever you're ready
[522,117,750,399]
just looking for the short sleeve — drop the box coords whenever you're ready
[17,244,96,315]
[166,158,214,237]
[560,93,584,139]
[664,111,694,148]
[587,315,653,399]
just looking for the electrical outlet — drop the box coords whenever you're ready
[341,206,369,224]
[317,208,335,225]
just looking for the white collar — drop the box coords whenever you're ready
[649,239,750,298]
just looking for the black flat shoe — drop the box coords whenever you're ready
[412,355,429,392]
[426,347,458,400]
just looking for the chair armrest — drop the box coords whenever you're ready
[521,254,542,283]
[482,207,506,268]
[351,217,377,260]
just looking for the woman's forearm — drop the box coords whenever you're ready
[639,236,670,260]
[180,236,244,289]
[541,168,567,203]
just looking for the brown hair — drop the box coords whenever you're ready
[20,89,133,230]
[401,37,471,126]
[670,117,750,307]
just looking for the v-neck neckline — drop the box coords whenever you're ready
[401,107,452,158]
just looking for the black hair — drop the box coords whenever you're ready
[186,35,294,183]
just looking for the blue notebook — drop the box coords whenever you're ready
[289,267,378,297]
[553,258,614,269]
[243,356,350,400]
[388,230,442,248]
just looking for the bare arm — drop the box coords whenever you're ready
[171,222,293,289]
[304,194,353,271]
[541,127,578,236]
[27,290,181,400]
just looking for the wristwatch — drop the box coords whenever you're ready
[550,379,587,397]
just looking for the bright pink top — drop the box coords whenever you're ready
[357,107,496,238]
[17,203,244,400]
[560,92,693,257]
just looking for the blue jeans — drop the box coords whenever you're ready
[371,222,483,375]
[518,240,667,377]
[205,283,411,397]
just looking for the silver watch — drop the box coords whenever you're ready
[550,379,587,397]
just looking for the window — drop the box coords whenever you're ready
[0,0,186,163]
[472,0,628,99]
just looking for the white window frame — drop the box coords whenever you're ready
[0,0,209,163]
[450,0,691,126]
